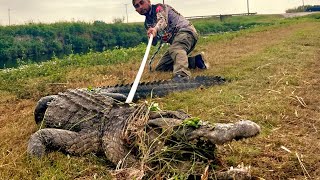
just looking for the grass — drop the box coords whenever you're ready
[0,14,320,179]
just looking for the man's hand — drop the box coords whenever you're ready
[162,32,172,42]
[147,28,157,38]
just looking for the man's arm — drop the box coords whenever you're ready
[147,5,168,38]
[154,5,168,33]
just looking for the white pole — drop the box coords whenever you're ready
[247,0,250,15]
[125,4,128,23]
[125,34,154,103]
[8,8,11,26]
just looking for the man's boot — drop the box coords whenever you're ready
[188,56,196,69]
[172,72,190,82]
[188,52,207,69]
[195,52,207,69]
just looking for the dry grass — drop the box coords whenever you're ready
[1,20,320,179]
[162,22,320,179]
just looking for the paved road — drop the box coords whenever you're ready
[281,12,320,18]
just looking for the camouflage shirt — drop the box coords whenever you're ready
[144,4,198,44]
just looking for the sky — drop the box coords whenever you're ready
[0,0,319,25]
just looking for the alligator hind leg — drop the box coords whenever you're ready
[34,95,58,124]
[27,128,101,157]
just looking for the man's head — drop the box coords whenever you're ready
[132,0,151,15]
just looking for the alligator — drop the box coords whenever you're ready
[28,77,261,179]
[34,75,225,124]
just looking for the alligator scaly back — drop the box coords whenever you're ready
[98,75,226,101]
[34,76,225,123]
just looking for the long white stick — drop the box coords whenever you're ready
[125,34,154,103]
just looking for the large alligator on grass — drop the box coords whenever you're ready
[28,77,260,179]
[34,76,225,123]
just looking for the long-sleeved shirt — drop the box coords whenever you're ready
[144,4,198,44]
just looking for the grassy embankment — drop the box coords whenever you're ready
[0,14,319,179]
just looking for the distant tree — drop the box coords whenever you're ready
[112,17,125,24]
[286,5,312,13]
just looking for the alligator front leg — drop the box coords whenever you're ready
[34,95,58,124]
[27,129,102,157]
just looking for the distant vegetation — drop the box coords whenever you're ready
[286,5,320,13]
[0,15,275,69]
[0,21,147,68]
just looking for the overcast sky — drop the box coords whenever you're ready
[0,0,319,25]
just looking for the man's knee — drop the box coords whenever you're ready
[168,48,187,61]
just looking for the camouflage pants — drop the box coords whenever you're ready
[155,31,197,77]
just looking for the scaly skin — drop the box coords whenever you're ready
[34,75,225,123]
[28,84,260,179]
[87,75,225,101]
[29,89,139,166]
